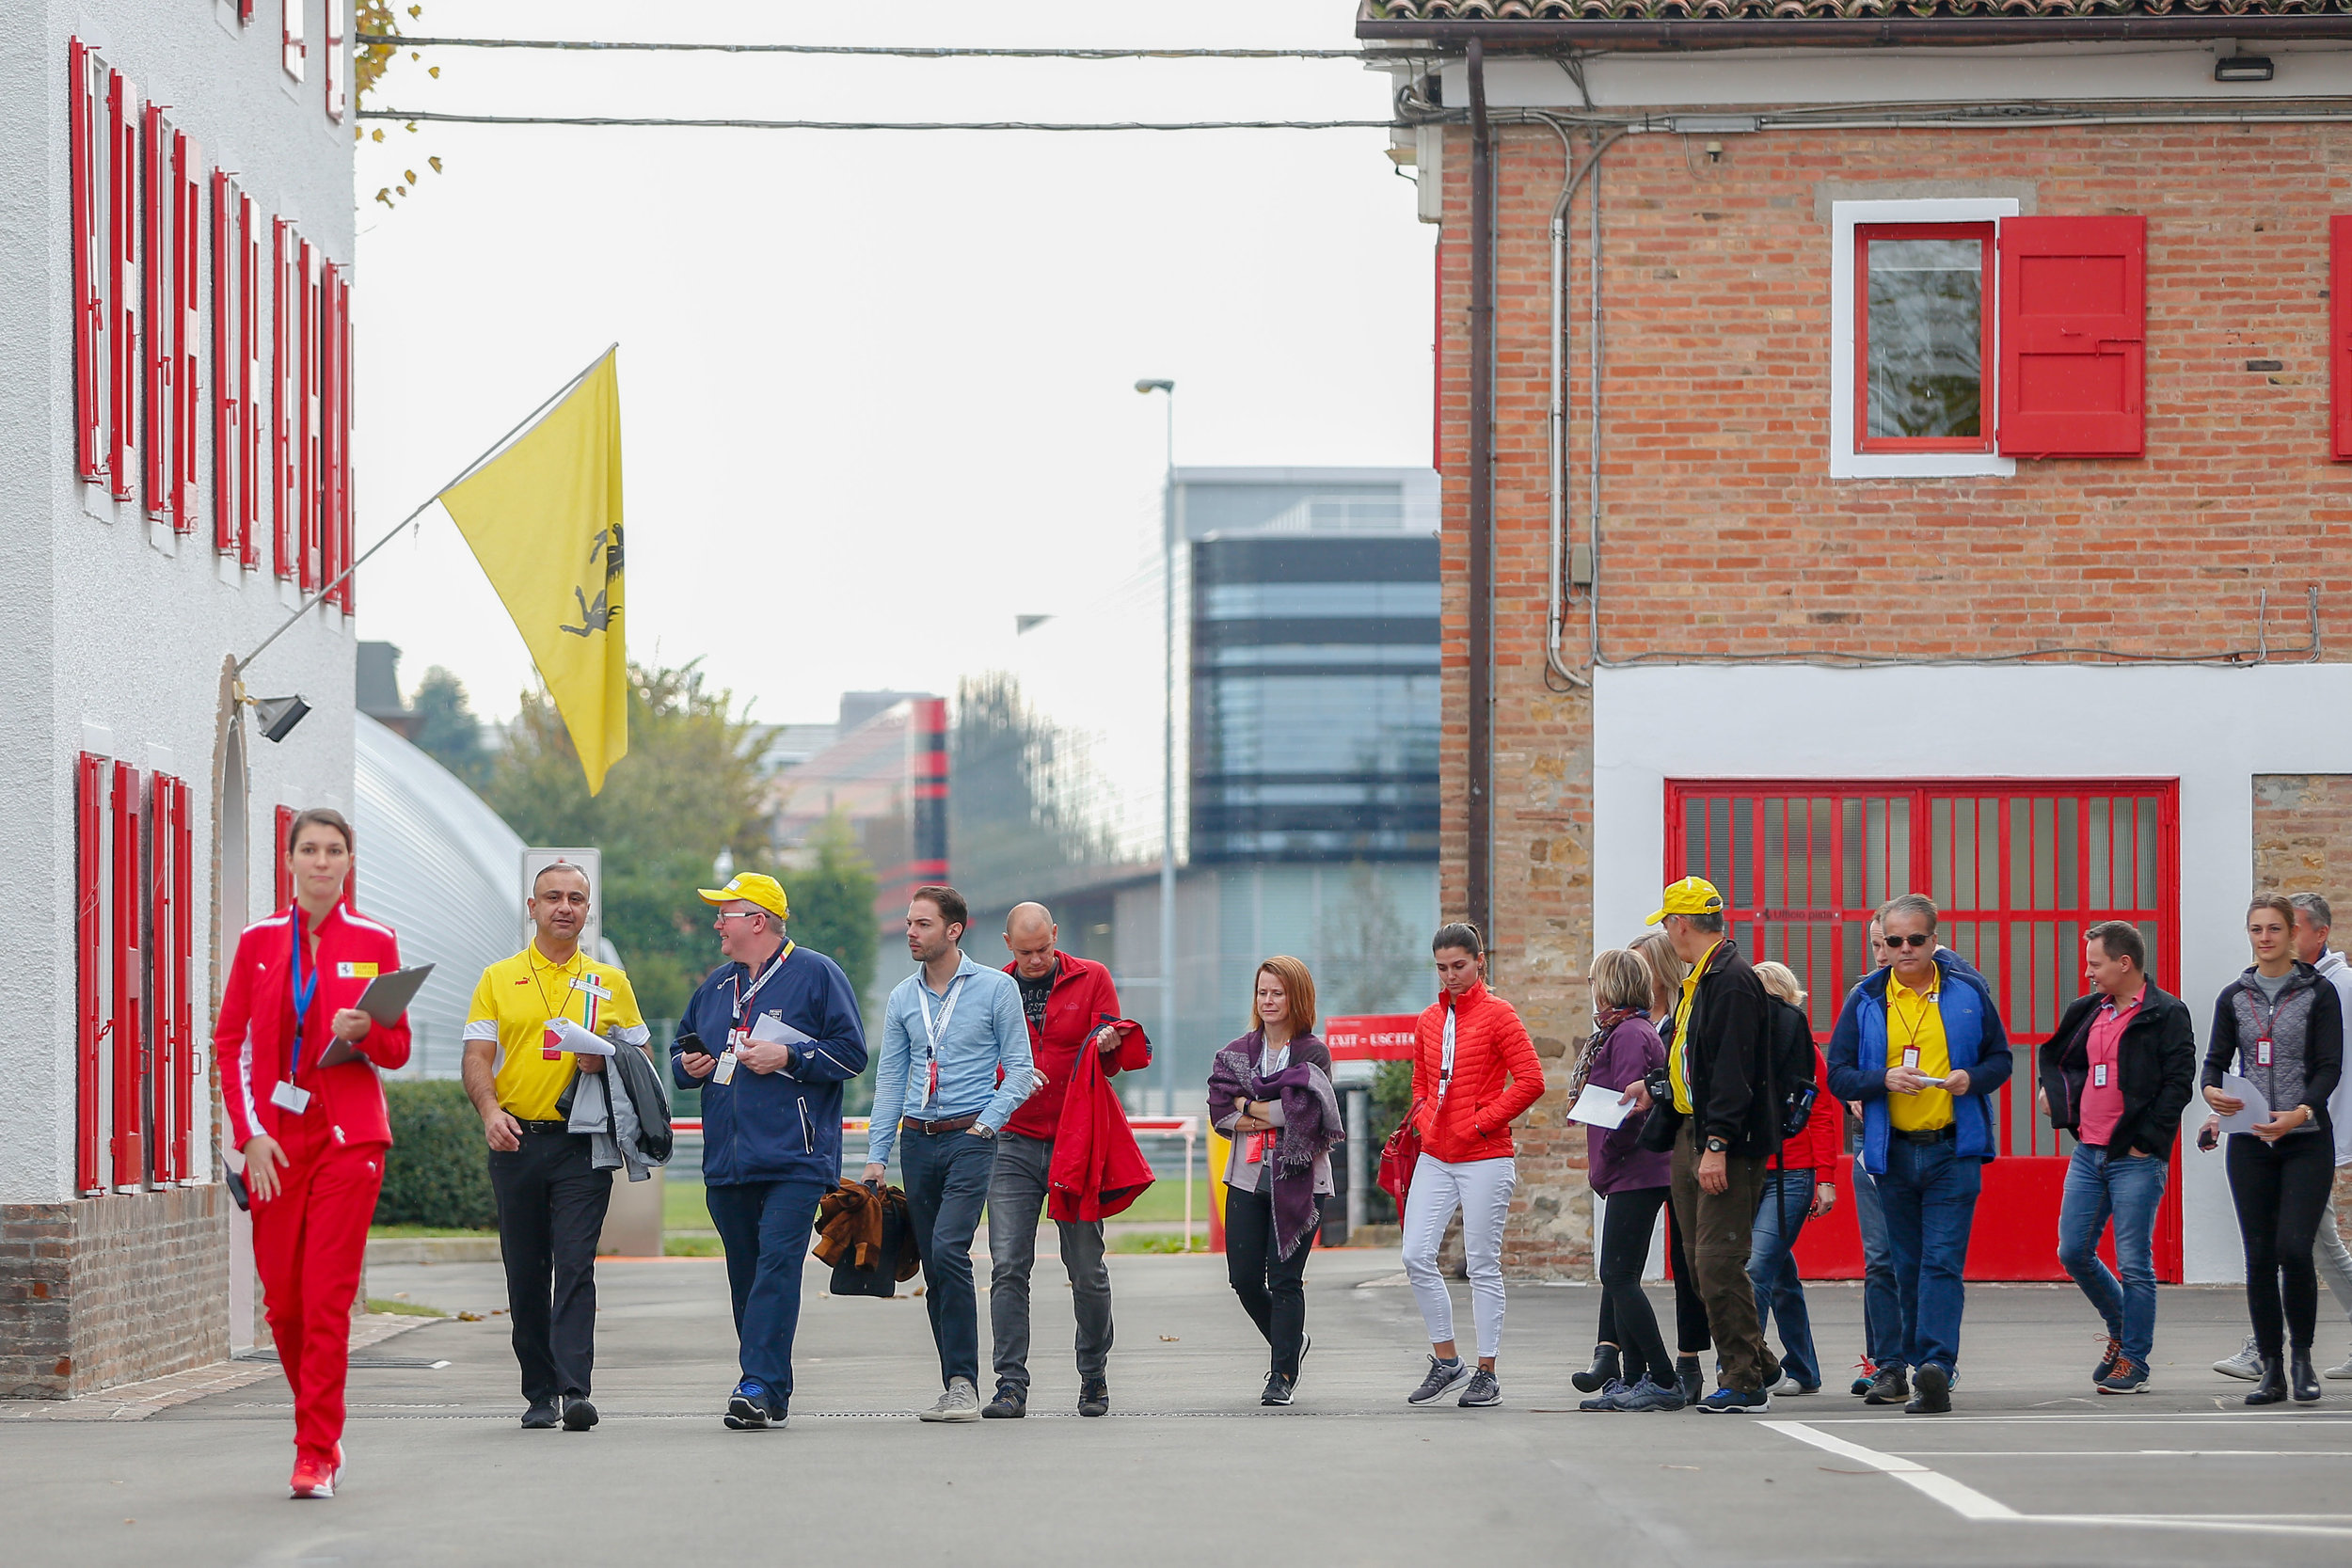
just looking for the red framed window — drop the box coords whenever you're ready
[212,171,240,556]
[150,772,194,1185]
[275,804,296,910]
[240,192,264,568]
[70,40,108,485]
[273,217,298,579]
[325,0,348,121]
[1855,222,1994,454]
[299,239,321,593]
[110,759,144,1190]
[140,102,175,525]
[1995,214,2147,459]
[74,752,106,1195]
[318,265,355,613]
[2332,216,2352,461]
[172,129,202,533]
[107,68,140,502]
[283,0,307,82]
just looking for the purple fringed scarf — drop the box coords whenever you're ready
[1208,1035,1343,1260]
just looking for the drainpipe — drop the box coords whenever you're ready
[1466,37,1493,941]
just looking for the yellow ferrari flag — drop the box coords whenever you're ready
[439,350,628,794]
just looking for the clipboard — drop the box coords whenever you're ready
[356,964,434,1024]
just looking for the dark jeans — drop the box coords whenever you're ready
[1877,1135,1982,1375]
[706,1177,827,1410]
[2228,1131,2334,1357]
[1595,1185,1672,1386]
[1668,1126,1770,1393]
[1852,1160,1904,1370]
[1224,1184,1316,1378]
[487,1129,612,1405]
[1600,1204,1709,1355]
[989,1132,1112,1393]
[1747,1167,1820,1388]
[2055,1144,2169,1368]
[900,1127,995,1386]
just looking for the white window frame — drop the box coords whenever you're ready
[1830,198,2016,480]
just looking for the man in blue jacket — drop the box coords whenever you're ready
[1827,893,2013,1415]
[674,873,867,1431]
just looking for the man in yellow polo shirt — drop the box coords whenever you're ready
[462,861,649,1433]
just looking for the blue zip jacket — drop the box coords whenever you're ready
[674,942,868,1187]
[1827,948,2014,1177]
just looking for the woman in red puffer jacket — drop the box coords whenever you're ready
[1400,922,1546,1409]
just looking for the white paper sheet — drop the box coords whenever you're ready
[748,1013,816,1048]
[2217,1071,2270,1135]
[1568,1084,1637,1130]
[546,1016,616,1057]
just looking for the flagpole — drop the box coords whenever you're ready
[232,343,618,678]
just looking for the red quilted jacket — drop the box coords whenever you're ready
[1411,981,1546,1164]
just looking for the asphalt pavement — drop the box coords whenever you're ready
[8,1249,2352,1567]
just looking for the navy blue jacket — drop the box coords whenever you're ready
[1827,948,2014,1177]
[674,942,867,1187]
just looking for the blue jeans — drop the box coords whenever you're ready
[1876,1136,1982,1376]
[2055,1143,2169,1368]
[1851,1161,1903,1370]
[1747,1167,1820,1388]
[899,1128,997,1386]
[706,1177,827,1409]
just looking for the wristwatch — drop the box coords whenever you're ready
[1705,1136,1730,1154]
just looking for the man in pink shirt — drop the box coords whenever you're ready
[2037,921,2198,1394]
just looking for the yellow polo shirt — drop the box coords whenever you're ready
[464,943,647,1121]
[1883,971,1954,1132]
[1668,941,1721,1116]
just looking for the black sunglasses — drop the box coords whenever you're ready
[1884,932,1933,949]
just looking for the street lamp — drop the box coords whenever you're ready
[1136,378,1176,1117]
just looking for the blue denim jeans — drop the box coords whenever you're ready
[1747,1167,1820,1388]
[1851,1160,1904,1370]
[899,1128,997,1387]
[2055,1143,2168,1368]
[706,1177,827,1407]
[1877,1136,1982,1376]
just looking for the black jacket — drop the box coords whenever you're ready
[2037,982,2197,1157]
[1641,939,1777,1159]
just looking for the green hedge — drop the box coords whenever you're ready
[375,1081,498,1229]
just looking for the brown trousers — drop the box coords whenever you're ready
[1668,1122,1771,1393]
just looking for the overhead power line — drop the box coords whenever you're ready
[357,35,1417,60]
[358,109,1401,132]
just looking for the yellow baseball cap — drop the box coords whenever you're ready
[1646,875,1724,927]
[698,872,788,922]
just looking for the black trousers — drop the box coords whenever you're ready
[488,1130,612,1404]
[1597,1198,1712,1356]
[2227,1131,2334,1357]
[1595,1186,1674,1386]
[1225,1185,1316,1379]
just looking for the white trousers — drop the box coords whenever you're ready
[1401,1154,1517,1360]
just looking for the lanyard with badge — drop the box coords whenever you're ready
[1437,1002,1459,1109]
[535,958,607,1059]
[2250,986,2282,1074]
[2092,996,2137,1090]
[1895,982,1938,1073]
[272,923,321,1115]
[713,942,793,1085]
[916,971,968,1109]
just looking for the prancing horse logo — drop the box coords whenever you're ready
[559,524,625,639]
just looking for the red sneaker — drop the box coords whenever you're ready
[290,1454,335,1499]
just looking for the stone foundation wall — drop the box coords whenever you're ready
[0,1185,230,1400]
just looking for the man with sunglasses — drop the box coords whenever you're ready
[1828,894,2013,1414]
[675,873,868,1431]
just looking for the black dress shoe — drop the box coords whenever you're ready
[1863,1365,1910,1406]
[1572,1344,1623,1394]
[1904,1363,1951,1414]
[1077,1377,1109,1418]
[2292,1352,2323,1403]
[981,1383,1027,1419]
[2246,1355,2290,1406]
[561,1397,598,1431]
[521,1402,560,1429]
[1676,1355,1704,1406]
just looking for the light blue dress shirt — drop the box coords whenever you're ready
[866,953,1033,1164]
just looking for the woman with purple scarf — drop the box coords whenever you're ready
[1209,956,1343,1406]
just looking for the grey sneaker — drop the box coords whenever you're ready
[2325,1348,2352,1381]
[1458,1368,1502,1407]
[1407,1355,1470,1405]
[1613,1376,1688,1413]
[919,1376,982,1422]
[2215,1335,2264,1381]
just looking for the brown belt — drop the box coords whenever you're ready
[901,1113,980,1136]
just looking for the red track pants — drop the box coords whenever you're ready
[250,1108,385,1462]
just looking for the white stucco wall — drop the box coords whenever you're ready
[0,2,357,1204]
[1593,661,2352,1284]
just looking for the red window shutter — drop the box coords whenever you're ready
[274,804,296,910]
[316,261,339,602]
[213,170,237,555]
[171,776,193,1183]
[147,773,194,1185]
[273,217,295,578]
[325,0,348,121]
[241,194,264,567]
[74,752,106,1195]
[341,270,356,613]
[141,103,174,525]
[299,239,320,593]
[107,70,140,501]
[2334,216,2352,461]
[173,130,202,532]
[70,40,107,485]
[110,760,144,1188]
[1995,215,2147,459]
[282,0,307,81]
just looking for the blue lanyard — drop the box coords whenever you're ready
[289,921,320,1079]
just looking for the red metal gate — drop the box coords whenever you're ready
[1664,780,2182,1282]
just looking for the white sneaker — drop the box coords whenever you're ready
[1771,1372,1815,1395]
[2214,1335,2264,1380]
[919,1376,982,1422]
[2325,1348,2352,1381]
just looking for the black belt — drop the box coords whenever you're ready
[902,1113,979,1135]
[1899,1125,1957,1145]
[517,1119,577,1134]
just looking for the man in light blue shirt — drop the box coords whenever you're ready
[864,884,1032,1421]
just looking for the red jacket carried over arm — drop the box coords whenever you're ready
[1412,981,1547,1164]
[216,904,411,1150]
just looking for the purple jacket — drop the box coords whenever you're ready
[1583,1015,1671,1195]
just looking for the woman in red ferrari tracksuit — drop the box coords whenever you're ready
[215,808,410,1499]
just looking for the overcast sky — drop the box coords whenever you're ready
[352,0,1434,727]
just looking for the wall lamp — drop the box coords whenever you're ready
[250,694,312,744]
[2216,55,2276,82]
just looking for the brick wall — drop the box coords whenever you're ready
[2251,773,2352,1244]
[0,1186,230,1400]
[1434,120,2352,1275]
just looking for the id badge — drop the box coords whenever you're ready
[2092,1063,2109,1088]
[271,1080,311,1115]
[2258,1037,2274,1068]
[543,1022,564,1061]
[713,1051,738,1085]
[928,1058,941,1101]
[1901,1047,1922,1071]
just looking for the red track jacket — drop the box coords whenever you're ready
[216,904,412,1150]
[1411,980,1547,1164]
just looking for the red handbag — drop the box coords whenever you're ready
[1377,1101,1425,1213]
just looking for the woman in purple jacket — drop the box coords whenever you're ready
[1575,948,1684,1411]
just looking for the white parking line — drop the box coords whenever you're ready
[1763,1420,2352,1541]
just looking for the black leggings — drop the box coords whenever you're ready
[1594,1186,1673,1386]
[1224,1184,1315,1378]
[2227,1132,2334,1357]
[1594,1194,1712,1358]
